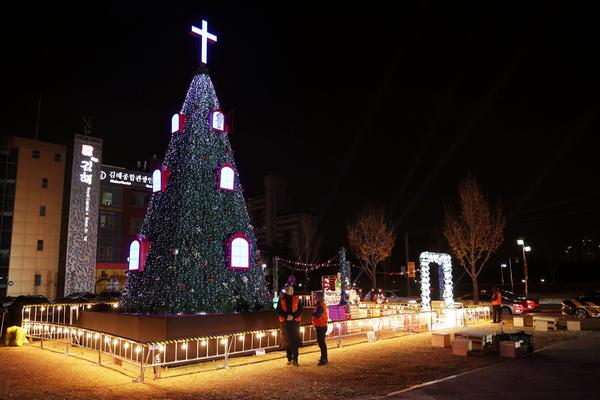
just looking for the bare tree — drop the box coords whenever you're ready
[347,205,396,289]
[292,214,321,265]
[443,176,505,304]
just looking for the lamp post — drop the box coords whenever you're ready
[517,240,532,296]
[500,263,506,286]
[508,258,514,291]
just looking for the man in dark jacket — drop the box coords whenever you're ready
[276,284,303,365]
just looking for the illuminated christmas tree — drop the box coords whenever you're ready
[120,66,269,314]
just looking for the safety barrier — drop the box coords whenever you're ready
[21,302,490,382]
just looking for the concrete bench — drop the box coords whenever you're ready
[454,330,492,351]
[513,315,525,327]
[452,337,471,356]
[533,316,559,331]
[499,340,519,358]
[431,332,451,348]
[566,320,581,331]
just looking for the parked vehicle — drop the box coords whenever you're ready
[500,290,540,312]
[5,295,53,327]
[562,291,600,319]
[382,290,420,305]
[456,292,529,316]
[55,292,97,303]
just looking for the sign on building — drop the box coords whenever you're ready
[62,134,103,296]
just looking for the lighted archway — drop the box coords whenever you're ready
[419,251,454,310]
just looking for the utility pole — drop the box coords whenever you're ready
[508,257,514,291]
[405,233,411,296]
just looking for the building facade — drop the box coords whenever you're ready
[95,165,153,293]
[247,175,318,262]
[0,137,66,299]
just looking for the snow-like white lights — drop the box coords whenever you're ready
[219,165,234,190]
[129,240,140,271]
[230,235,249,269]
[419,252,454,311]
[190,20,217,64]
[152,169,162,192]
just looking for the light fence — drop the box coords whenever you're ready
[21,302,490,382]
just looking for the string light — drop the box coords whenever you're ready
[181,343,188,350]
[124,343,130,349]
[201,340,207,346]
[135,346,142,354]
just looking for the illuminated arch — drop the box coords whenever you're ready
[419,251,454,310]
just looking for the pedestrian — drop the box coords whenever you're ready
[276,283,303,366]
[312,292,329,366]
[491,287,502,323]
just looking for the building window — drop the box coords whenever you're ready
[130,217,144,234]
[39,205,46,217]
[105,247,113,261]
[97,246,105,261]
[102,192,113,206]
[229,233,250,269]
[32,149,40,158]
[54,153,61,161]
[34,274,42,286]
[37,240,44,251]
[99,214,114,229]
[218,164,235,191]
[41,178,48,189]
[132,193,146,207]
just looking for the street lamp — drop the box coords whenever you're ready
[500,263,507,286]
[517,239,532,296]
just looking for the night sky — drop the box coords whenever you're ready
[2,2,599,285]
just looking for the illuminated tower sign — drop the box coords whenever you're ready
[190,19,217,64]
[60,134,103,296]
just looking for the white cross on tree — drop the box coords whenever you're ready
[190,20,217,64]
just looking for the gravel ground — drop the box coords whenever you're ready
[0,322,579,400]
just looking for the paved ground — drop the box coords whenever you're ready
[379,331,600,400]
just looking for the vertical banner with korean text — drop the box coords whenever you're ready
[63,134,103,296]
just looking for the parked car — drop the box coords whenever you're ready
[562,290,600,319]
[500,290,540,312]
[456,292,529,316]
[5,295,53,327]
[55,292,97,303]
[382,290,420,304]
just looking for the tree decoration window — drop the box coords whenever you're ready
[209,109,226,132]
[152,168,171,193]
[128,237,151,272]
[218,164,235,191]
[419,251,454,311]
[228,233,250,270]
[171,113,187,133]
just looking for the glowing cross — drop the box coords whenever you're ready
[190,20,218,64]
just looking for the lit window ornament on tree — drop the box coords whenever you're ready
[227,233,250,270]
[152,168,171,193]
[171,113,187,133]
[129,237,152,272]
[209,109,226,132]
[217,163,235,191]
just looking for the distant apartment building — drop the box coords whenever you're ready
[0,137,66,299]
[95,164,153,292]
[247,175,317,261]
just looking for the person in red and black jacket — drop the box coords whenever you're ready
[312,292,329,365]
[276,284,303,366]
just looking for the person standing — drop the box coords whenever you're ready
[276,284,303,366]
[312,292,329,365]
[491,288,503,323]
